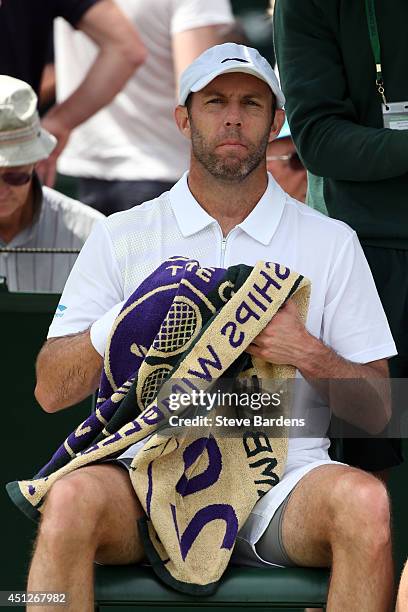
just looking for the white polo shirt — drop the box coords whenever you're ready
[48,172,396,565]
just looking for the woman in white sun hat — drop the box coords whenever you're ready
[0,75,103,293]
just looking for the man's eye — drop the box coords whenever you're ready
[207,98,223,104]
[245,100,260,106]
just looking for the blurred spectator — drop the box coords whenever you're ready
[38,34,57,115]
[217,20,250,46]
[55,0,234,215]
[0,0,146,186]
[273,0,407,475]
[267,119,307,202]
[0,76,103,293]
[39,64,57,116]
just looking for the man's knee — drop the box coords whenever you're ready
[329,469,391,551]
[38,472,107,548]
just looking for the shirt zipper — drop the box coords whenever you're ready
[219,227,236,267]
[220,237,227,267]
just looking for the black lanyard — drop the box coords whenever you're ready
[365,0,388,106]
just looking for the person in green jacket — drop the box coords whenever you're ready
[273,0,408,477]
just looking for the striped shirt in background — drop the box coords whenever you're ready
[0,175,104,293]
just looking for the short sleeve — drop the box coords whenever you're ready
[171,0,234,35]
[47,219,123,338]
[322,233,397,363]
[54,0,102,27]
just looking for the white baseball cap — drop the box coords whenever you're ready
[179,43,285,109]
[0,75,56,167]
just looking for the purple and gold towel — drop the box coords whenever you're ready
[7,256,310,595]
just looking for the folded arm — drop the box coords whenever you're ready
[173,24,228,92]
[39,0,146,185]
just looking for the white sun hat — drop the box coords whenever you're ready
[179,43,285,109]
[0,75,56,167]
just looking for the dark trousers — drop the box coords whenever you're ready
[77,177,176,216]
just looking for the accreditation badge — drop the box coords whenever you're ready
[382,101,408,130]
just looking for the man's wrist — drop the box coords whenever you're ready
[43,102,76,133]
[294,331,331,376]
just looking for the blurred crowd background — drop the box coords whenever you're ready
[47,0,305,207]
[0,0,306,293]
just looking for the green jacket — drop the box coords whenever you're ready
[274,0,408,248]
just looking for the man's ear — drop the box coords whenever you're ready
[174,105,191,140]
[268,109,285,144]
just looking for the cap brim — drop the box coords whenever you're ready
[276,119,291,140]
[188,64,285,108]
[0,129,57,167]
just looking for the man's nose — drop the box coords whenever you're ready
[224,104,242,127]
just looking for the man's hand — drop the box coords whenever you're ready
[246,299,391,434]
[246,299,310,367]
[37,110,71,186]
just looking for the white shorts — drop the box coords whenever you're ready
[231,455,345,568]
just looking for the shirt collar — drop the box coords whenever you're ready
[237,173,286,245]
[169,171,286,246]
[169,172,215,236]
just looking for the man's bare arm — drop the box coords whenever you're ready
[39,0,147,185]
[35,331,103,413]
[172,25,226,93]
[247,300,391,434]
[292,333,390,435]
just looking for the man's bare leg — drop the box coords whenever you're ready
[27,464,145,612]
[281,464,393,612]
[304,467,391,612]
[396,560,408,611]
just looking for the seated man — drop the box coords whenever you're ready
[31,44,395,611]
[0,76,103,292]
